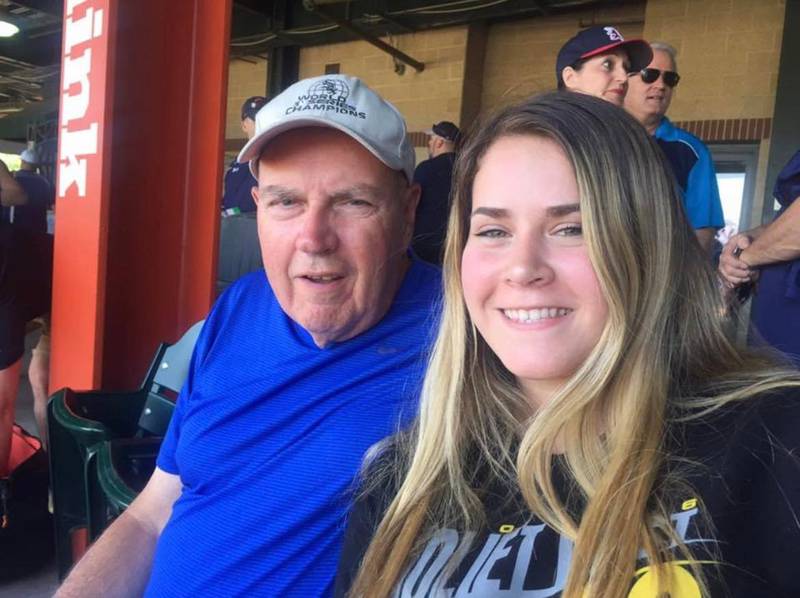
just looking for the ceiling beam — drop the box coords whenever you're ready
[303,0,424,72]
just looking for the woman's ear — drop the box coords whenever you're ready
[561,66,577,90]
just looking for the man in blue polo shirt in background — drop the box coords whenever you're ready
[625,42,724,253]
[57,75,441,597]
[221,95,267,214]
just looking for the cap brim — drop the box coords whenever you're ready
[238,115,409,181]
[581,39,653,72]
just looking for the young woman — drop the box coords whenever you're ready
[335,93,800,598]
[555,26,652,106]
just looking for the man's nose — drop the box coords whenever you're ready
[296,207,338,254]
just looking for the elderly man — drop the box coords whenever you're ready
[57,75,440,597]
[412,120,460,264]
[624,42,724,253]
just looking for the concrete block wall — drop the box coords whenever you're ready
[298,26,468,135]
[481,4,646,110]
[642,0,785,121]
[222,1,786,164]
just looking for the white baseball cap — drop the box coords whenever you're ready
[20,148,38,164]
[238,74,415,182]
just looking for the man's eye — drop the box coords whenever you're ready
[267,198,297,208]
[602,59,612,70]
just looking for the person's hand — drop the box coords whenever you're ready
[718,233,755,288]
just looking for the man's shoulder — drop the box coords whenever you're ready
[413,158,436,180]
[15,171,50,188]
[191,271,278,363]
[224,159,250,178]
[656,118,710,158]
[210,270,272,322]
[415,154,455,188]
[403,258,443,296]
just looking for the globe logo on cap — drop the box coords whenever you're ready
[308,78,349,102]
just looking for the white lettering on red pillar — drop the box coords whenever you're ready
[58,0,105,198]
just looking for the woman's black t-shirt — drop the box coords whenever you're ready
[335,390,800,597]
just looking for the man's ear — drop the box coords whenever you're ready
[251,185,259,209]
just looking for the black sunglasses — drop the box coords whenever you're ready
[638,67,680,87]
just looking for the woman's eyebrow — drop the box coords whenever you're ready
[472,204,580,218]
[546,203,580,217]
[471,207,509,218]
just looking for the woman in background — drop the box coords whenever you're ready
[555,25,651,106]
[335,93,800,598]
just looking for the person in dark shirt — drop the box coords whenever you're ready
[1,162,52,476]
[4,149,55,444]
[3,149,52,234]
[719,149,800,364]
[412,121,460,264]
[336,93,800,598]
[221,95,267,214]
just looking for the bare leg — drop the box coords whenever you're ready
[0,358,22,477]
[29,333,50,449]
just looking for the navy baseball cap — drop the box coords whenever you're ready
[427,121,460,143]
[241,96,268,121]
[556,26,652,86]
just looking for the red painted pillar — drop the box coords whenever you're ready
[51,0,231,391]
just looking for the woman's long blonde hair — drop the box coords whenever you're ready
[350,92,799,597]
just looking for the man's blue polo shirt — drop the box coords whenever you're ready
[655,117,724,230]
[146,259,441,596]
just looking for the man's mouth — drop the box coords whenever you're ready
[502,307,572,323]
[301,274,344,284]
